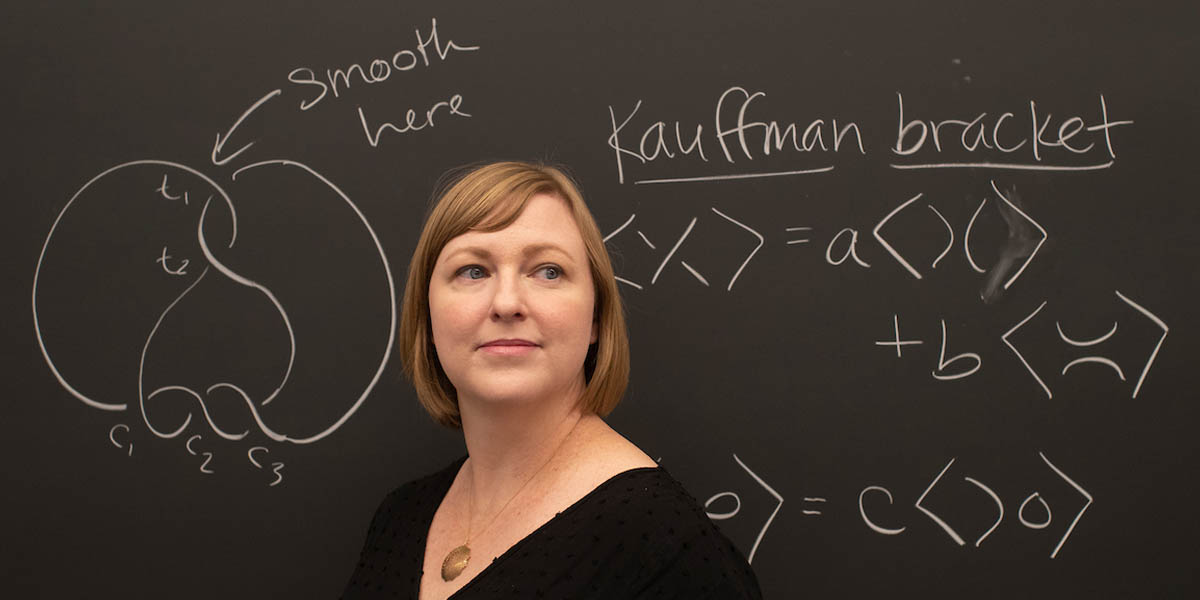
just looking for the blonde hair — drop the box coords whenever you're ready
[398,161,630,428]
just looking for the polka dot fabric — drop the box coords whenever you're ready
[342,457,762,599]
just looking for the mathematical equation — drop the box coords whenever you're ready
[604,179,1046,300]
[704,452,1092,563]
[874,289,1167,398]
[604,176,1168,398]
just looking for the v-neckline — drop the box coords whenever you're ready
[416,455,663,600]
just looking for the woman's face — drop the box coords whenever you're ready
[428,193,597,411]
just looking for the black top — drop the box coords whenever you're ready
[342,456,762,599]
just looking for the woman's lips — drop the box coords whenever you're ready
[478,339,538,356]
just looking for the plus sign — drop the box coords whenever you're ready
[875,314,924,357]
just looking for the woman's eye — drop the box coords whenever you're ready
[538,265,561,280]
[457,265,487,280]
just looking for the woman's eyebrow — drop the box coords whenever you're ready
[522,243,572,260]
[441,243,574,263]
[441,246,491,262]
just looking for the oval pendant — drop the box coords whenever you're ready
[441,544,471,581]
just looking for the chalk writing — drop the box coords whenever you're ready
[604,180,1064,303]
[931,319,982,380]
[356,93,470,147]
[34,157,396,481]
[156,174,188,203]
[212,89,282,166]
[156,247,189,276]
[859,452,1092,558]
[1003,291,1168,399]
[286,18,479,111]
[700,450,1093,561]
[800,497,826,516]
[874,314,924,358]
[980,182,1046,303]
[605,91,1130,183]
[607,86,860,184]
[891,93,1133,170]
[608,181,1052,300]
[185,434,214,474]
[109,424,133,456]
[854,181,1048,297]
[604,208,763,291]
[702,454,783,565]
[824,228,871,268]
[248,446,285,487]
[874,289,1165,394]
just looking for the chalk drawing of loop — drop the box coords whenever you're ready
[1061,357,1126,380]
[147,385,250,441]
[1056,321,1118,346]
[1019,492,1052,529]
[703,491,742,520]
[226,159,398,443]
[34,160,238,413]
[109,424,133,456]
[39,158,397,453]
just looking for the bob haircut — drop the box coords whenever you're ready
[398,161,630,428]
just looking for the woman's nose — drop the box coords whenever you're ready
[489,271,526,320]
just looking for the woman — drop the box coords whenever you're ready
[343,162,761,599]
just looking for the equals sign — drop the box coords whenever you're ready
[802,497,826,515]
[786,227,812,245]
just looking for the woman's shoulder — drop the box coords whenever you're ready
[560,417,762,596]
[585,462,713,531]
[558,464,763,599]
[632,468,762,598]
[563,418,721,531]
[560,415,658,480]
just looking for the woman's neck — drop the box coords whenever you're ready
[456,396,590,514]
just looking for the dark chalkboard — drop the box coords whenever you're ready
[6,1,1198,597]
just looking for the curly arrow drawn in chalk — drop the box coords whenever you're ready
[212,89,282,166]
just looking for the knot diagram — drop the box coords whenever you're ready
[34,156,397,476]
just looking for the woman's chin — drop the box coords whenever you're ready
[457,375,584,414]
[467,386,550,408]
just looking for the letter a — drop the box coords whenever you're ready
[826,227,871,268]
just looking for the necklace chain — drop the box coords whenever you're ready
[441,418,581,581]
[466,418,580,543]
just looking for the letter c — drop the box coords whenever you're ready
[860,486,907,535]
